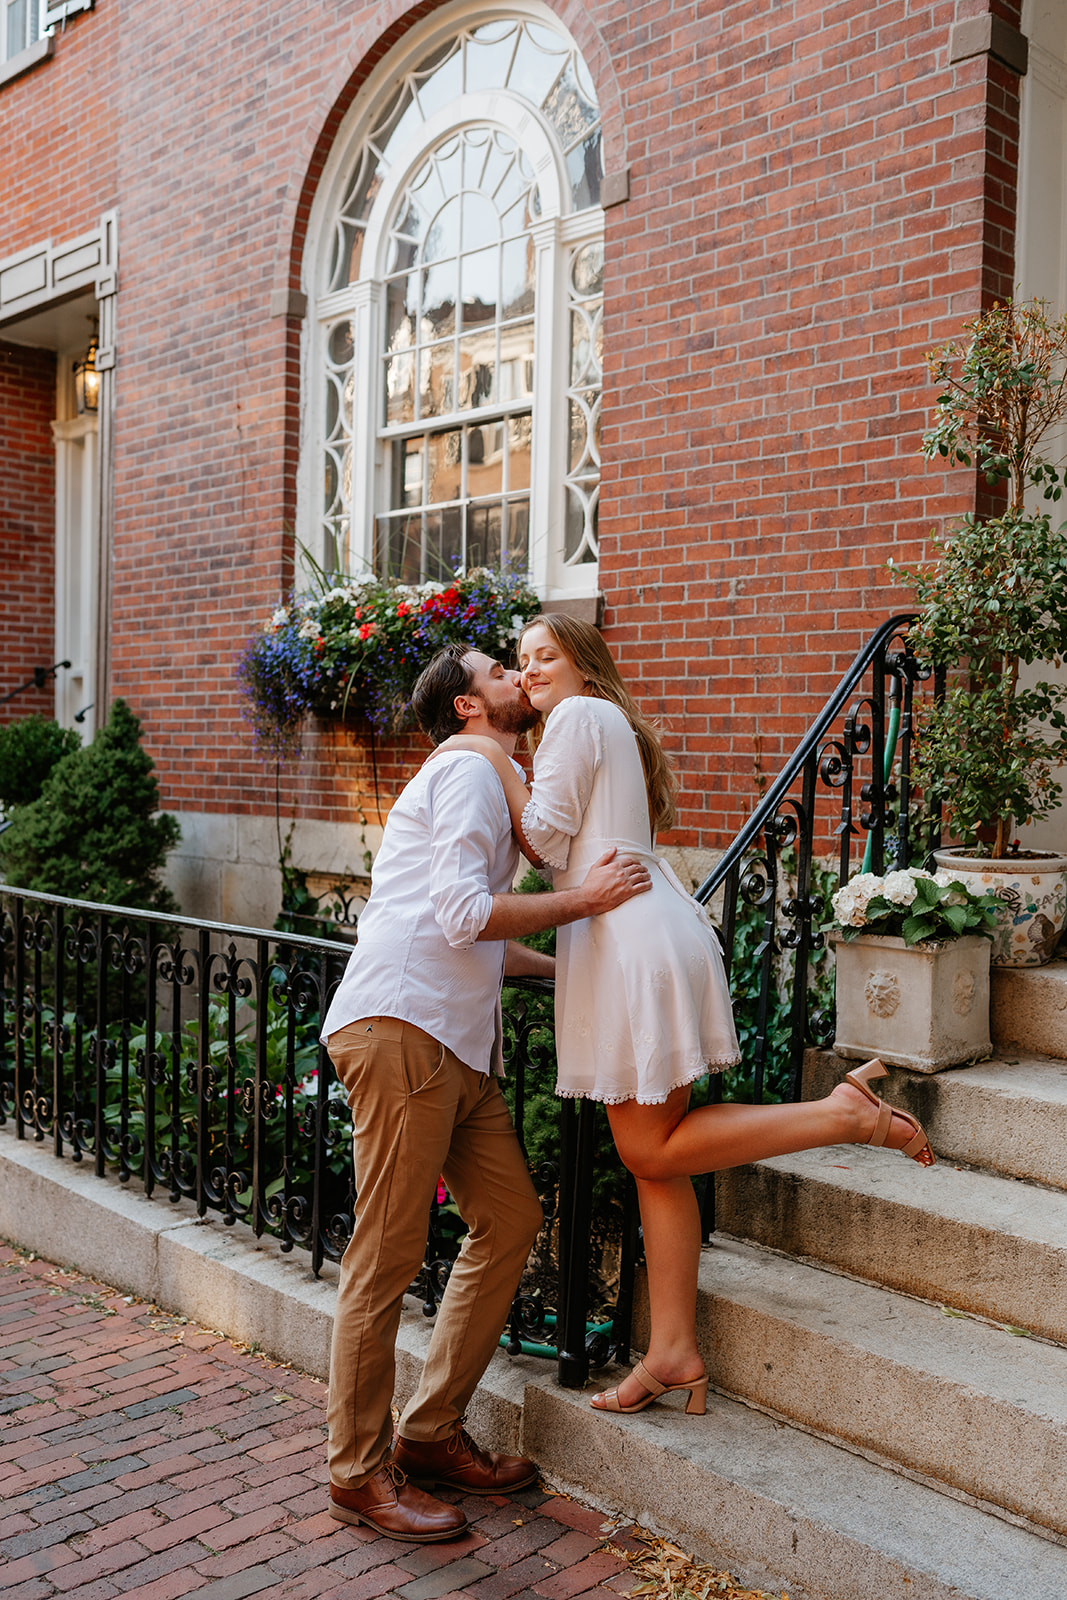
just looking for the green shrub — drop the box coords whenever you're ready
[0,715,80,811]
[0,699,180,912]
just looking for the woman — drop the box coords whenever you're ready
[437,614,933,1417]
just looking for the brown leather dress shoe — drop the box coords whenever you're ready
[328,1463,468,1542]
[393,1424,538,1495]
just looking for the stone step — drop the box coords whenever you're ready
[632,1234,1067,1538]
[526,1356,1067,1600]
[803,1047,1067,1190]
[713,1142,1067,1342]
[992,956,1067,1057]
[5,1126,1067,1600]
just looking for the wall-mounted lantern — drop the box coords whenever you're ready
[73,321,99,414]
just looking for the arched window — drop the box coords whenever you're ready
[303,7,604,602]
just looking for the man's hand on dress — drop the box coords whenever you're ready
[577,848,652,915]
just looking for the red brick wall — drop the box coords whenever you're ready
[0,0,1025,856]
[0,342,57,726]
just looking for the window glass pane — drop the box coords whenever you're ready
[543,61,599,150]
[458,334,496,409]
[498,322,534,400]
[564,483,597,564]
[462,128,491,188]
[385,353,415,425]
[324,456,339,515]
[420,343,454,416]
[480,136,518,205]
[506,415,532,491]
[390,439,424,507]
[411,41,464,122]
[437,507,464,577]
[571,241,604,297]
[386,278,416,351]
[427,429,463,503]
[420,261,456,339]
[501,238,535,319]
[423,199,460,265]
[467,502,502,570]
[372,83,423,169]
[460,246,498,328]
[465,21,518,91]
[467,424,503,500]
[432,136,464,204]
[508,24,568,109]
[570,305,601,387]
[568,398,590,473]
[7,0,29,58]
[376,512,424,583]
[566,131,603,212]
[506,499,530,570]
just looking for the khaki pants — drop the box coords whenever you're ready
[326,1016,542,1489]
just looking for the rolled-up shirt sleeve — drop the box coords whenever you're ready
[425,754,511,948]
[521,698,602,870]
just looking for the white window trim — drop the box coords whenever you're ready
[297,1,603,605]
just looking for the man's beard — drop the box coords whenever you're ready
[484,695,540,735]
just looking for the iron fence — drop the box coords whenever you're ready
[0,891,624,1387]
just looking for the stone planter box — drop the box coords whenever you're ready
[832,932,991,1074]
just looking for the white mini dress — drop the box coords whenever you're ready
[520,696,741,1105]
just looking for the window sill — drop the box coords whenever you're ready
[0,36,54,89]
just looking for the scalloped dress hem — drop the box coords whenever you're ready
[555,1056,740,1106]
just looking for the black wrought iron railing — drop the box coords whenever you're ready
[0,889,619,1388]
[695,612,938,1101]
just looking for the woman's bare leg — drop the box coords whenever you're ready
[590,1169,706,1410]
[609,1078,921,1186]
[596,1078,924,1409]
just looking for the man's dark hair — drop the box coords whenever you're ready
[411,641,478,745]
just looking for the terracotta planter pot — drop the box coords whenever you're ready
[933,849,1067,968]
[832,932,991,1074]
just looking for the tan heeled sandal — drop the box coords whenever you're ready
[590,1359,708,1416]
[845,1058,935,1167]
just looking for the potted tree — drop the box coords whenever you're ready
[895,299,1067,966]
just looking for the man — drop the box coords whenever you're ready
[322,640,652,1543]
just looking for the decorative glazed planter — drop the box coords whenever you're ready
[832,932,991,1074]
[933,849,1067,968]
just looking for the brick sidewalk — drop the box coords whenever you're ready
[0,1243,643,1600]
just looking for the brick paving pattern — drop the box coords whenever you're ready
[0,1245,641,1599]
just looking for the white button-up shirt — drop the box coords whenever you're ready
[321,751,521,1076]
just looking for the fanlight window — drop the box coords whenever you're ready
[312,12,605,597]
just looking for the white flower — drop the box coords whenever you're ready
[270,607,289,628]
[298,618,321,639]
[880,868,935,906]
[510,612,526,634]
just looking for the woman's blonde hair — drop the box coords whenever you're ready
[520,613,678,834]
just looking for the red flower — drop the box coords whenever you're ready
[397,602,411,618]
[359,622,377,640]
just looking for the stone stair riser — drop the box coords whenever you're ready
[714,1165,1067,1344]
[634,1266,1067,1536]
